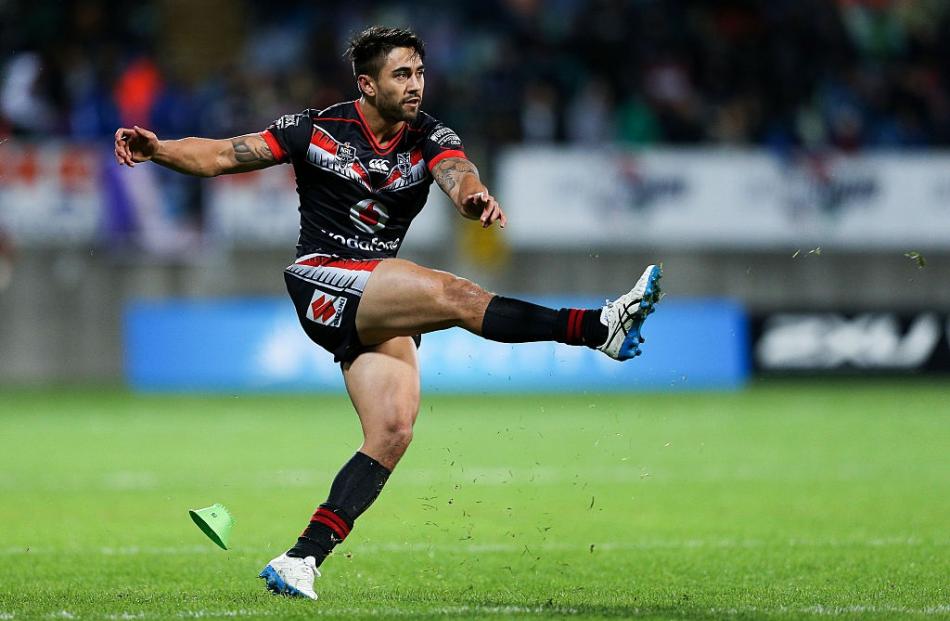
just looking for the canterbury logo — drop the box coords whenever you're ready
[368,158,390,174]
[306,292,347,327]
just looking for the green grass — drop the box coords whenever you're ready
[0,380,948,620]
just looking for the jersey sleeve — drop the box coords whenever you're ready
[423,123,467,171]
[260,111,313,164]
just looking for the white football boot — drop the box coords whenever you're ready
[258,553,320,600]
[597,264,662,361]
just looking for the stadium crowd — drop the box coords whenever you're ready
[2,0,949,154]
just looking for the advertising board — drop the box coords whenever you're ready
[125,297,749,392]
[752,312,950,373]
[497,148,950,250]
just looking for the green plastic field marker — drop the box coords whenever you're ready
[188,503,235,550]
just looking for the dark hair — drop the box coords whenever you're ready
[345,26,426,79]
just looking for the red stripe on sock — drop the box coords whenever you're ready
[310,514,347,539]
[569,309,584,343]
[311,508,350,539]
[314,507,351,536]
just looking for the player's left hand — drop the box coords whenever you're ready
[464,191,507,229]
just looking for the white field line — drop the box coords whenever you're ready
[0,537,946,558]
[3,603,946,619]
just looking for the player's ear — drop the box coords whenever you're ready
[357,75,376,98]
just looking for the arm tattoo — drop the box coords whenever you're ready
[433,158,478,194]
[230,136,274,163]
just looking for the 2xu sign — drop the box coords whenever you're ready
[753,313,950,372]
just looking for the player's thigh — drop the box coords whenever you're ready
[357,258,455,326]
[355,258,491,340]
[342,335,421,438]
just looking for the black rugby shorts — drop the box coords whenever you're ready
[283,254,420,364]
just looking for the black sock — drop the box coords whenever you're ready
[287,451,391,565]
[554,308,608,346]
[482,296,607,347]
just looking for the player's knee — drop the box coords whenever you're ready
[439,275,487,323]
[380,394,418,449]
[383,413,415,451]
[387,421,414,452]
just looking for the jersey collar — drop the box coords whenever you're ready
[354,100,407,155]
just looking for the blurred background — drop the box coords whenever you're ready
[1,0,949,388]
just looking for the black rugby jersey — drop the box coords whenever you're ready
[260,100,467,259]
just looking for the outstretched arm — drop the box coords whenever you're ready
[114,126,277,177]
[431,157,507,228]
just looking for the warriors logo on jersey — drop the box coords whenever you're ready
[379,150,426,192]
[397,152,412,176]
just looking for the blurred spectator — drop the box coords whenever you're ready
[521,80,558,143]
[1,52,58,134]
[566,77,614,145]
[113,57,162,129]
[616,96,661,146]
[1,0,948,151]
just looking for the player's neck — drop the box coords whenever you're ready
[357,98,405,147]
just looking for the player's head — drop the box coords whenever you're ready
[346,26,426,123]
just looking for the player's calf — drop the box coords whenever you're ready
[481,297,606,346]
[284,451,392,569]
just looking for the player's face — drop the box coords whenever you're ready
[373,47,425,123]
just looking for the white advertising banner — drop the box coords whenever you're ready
[0,142,104,243]
[497,147,950,249]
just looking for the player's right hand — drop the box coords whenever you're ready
[114,126,159,167]
[463,191,507,229]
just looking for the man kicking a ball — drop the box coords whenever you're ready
[114,26,661,600]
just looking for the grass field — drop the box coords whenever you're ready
[0,380,948,620]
